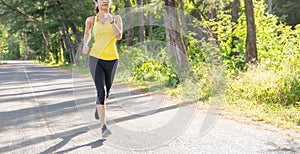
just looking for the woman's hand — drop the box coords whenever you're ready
[83,46,89,55]
[111,15,123,40]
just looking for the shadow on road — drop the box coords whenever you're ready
[1,61,197,153]
[0,126,90,153]
[107,101,193,125]
[266,139,300,153]
[40,131,92,154]
[54,139,106,154]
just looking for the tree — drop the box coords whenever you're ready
[189,0,207,21]
[231,0,240,23]
[0,0,46,60]
[0,0,94,63]
[124,0,134,46]
[179,0,186,32]
[137,0,145,44]
[207,1,218,42]
[206,0,222,66]
[244,0,257,64]
[147,0,153,41]
[7,35,21,59]
[164,0,189,74]
[0,25,8,55]
[230,0,240,56]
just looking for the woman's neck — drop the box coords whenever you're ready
[97,10,109,23]
[99,10,109,15]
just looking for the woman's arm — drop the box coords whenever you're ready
[110,15,123,41]
[83,16,94,55]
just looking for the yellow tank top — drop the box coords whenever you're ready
[89,16,119,60]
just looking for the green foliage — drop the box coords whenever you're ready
[198,5,247,72]
[219,0,300,129]
[185,37,213,99]
[183,0,300,129]
[253,1,300,70]
[199,0,299,73]
[0,25,9,60]
[49,33,63,64]
[273,0,300,27]
[226,61,300,128]
[132,60,168,81]
[7,35,21,60]
[118,46,179,88]
[0,0,95,62]
[227,64,299,106]
[152,26,166,42]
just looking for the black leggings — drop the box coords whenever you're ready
[89,56,118,105]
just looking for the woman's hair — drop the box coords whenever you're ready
[94,0,99,14]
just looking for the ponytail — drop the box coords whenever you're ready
[94,6,99,14]
[94,0,99,14]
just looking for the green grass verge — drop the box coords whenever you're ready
[37,61,90,76]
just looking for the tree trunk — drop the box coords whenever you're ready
[61,26,69,63]
[231,0,240,23]
[125,0,134,46]
[62,24,75,63]
[164,0,189,75]
[244,0,258,64]
[60,37,66,63]
[21,33,29,60]
[42,31,50,60]
[137,0,145,44]
[70,22,81,46]
[207,3,218,42]
[207,2,221,66]
[70,22,82,62]
[147,0,153,41]
[179,0,187,32]
[230,0,240,56]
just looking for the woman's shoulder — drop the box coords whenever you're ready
[113,15,122,22]
[113,15,121,19]
[86,16,95,24]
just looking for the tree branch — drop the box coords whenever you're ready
[0,0,40,22]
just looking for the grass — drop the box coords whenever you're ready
[224,63,300,132]
[222,99,300,131]
[37,61,75,72]
[37,61,90,77]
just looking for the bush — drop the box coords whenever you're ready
[131,59,179,87]
[118,46,180,88]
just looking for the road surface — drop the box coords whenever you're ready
[0,60,299,153]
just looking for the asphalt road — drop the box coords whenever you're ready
[0,60,299,154]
